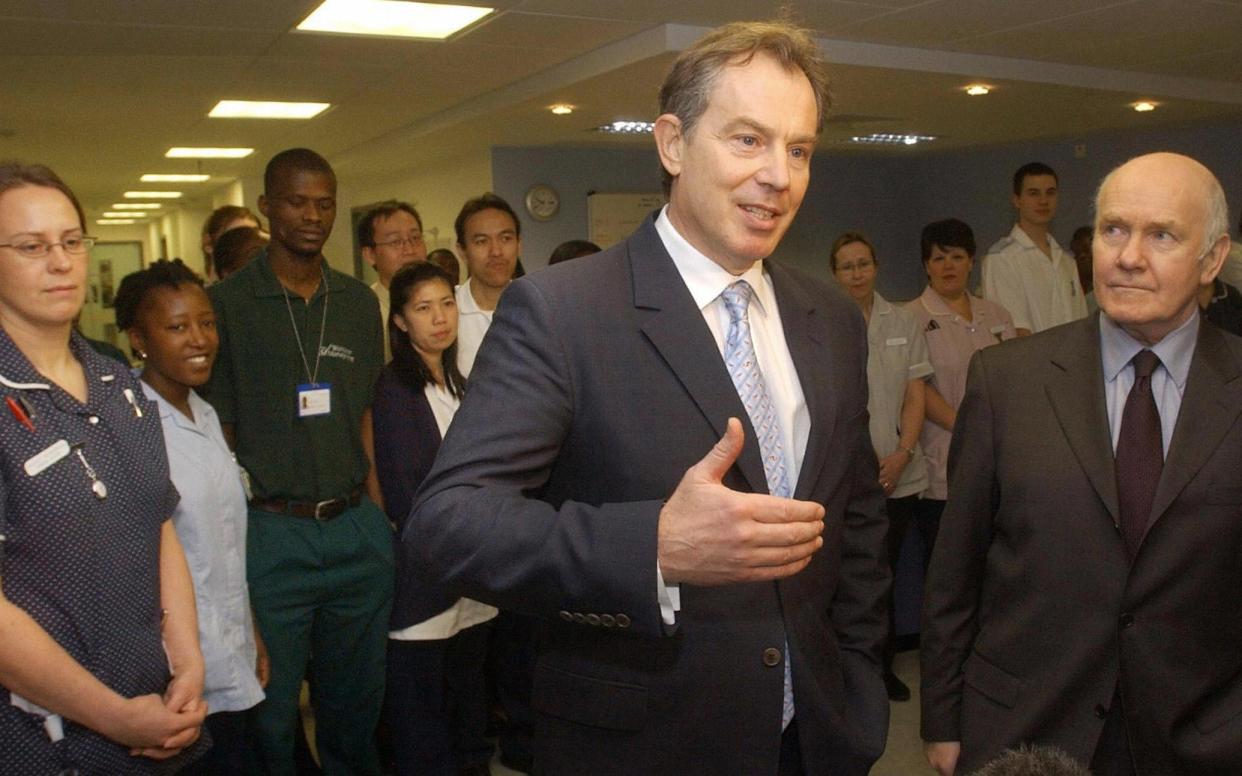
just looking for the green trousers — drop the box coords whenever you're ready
[246,499,394,775]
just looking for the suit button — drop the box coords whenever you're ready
[763,647,783,667]
[558,610,573,622]
[573,612,587,624]
[600,614,616,628]
[1120,613,1135,628]
[586,614,601,626]
[1095,704,1108,719]
[615,613,632,628]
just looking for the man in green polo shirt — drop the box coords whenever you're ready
[204,147,391,775]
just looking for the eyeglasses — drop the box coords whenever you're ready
[373,235,424,250]
[835,259,875,274]
[0,235,96,258]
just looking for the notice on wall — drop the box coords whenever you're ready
[588,192,666,249]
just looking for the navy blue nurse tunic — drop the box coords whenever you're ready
[0,329,180,775]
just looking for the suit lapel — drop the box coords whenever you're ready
[1044,316,1120,523]
[767,261,834,500]
[628,217,769,494]
[1146,322,1242,532]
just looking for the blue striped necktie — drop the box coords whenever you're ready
[721,280,796,730]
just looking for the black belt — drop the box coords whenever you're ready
[250,486,363,521]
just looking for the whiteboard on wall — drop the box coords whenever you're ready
[587,192,665,249]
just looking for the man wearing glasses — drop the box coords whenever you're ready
[359,201,428,362]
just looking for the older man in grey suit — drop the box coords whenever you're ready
[407,19,890,776]
[921,152,1242,775]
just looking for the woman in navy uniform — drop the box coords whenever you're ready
[0,163,206,773]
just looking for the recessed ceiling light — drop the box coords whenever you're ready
[1132,101,1157,112]
[111,203,162,210]
[594,120,656,135]
[964,84,991,96]
[297,0,494,40]
[97,219,136,225]
[103,211,148,218]
[549,104,574,116]
[209,100,330,120]
[850,133,937,146]
[123,191,183,199]
[140,173,210,183]
[166,147,255,159]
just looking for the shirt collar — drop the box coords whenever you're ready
[456,278,488,315]
[249,248,340,299]
[920,286,975,318]
[1009,223,1063,255]
[1099,309,1198,388]
[0,327,120,396]
[139,379,214,432]
[654,205,771,316]
[872,292,893,316]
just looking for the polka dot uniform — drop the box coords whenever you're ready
[0,330,182,775]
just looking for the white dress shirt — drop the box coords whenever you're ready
[455,278,496,378]
[370,280,391,363]
[982,224,1086,333]
[653,207,810,622]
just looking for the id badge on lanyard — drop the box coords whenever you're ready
[297,383,331,417]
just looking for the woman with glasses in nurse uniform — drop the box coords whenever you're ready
[0,163,207,773]
[830,231,934,704]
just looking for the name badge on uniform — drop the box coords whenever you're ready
[885,337,908,347]
[297,383,331,418]
[24,439,70,477]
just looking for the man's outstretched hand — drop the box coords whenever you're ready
[658,418,825,586]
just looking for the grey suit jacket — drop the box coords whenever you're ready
[921,313,1242,774]
[406,216,890,775]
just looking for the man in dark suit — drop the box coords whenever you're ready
[921,152,1242,776]
[407,19,890,776]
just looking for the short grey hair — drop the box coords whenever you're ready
[970,744,1090,776]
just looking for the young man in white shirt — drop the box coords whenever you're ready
[453,193,521,377]
[982,162,1086,335]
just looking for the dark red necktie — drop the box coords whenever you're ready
[1116,349,1163,559]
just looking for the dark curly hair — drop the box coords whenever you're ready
[114,259,203,330]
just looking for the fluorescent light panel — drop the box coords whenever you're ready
[141,173,210,182]
[111,203,162,210]
[97,219,136,225]
[850,133,937,146]
[595,120,656,135]
[166,147,254,159]
[209,100,330,119]
[297,0,494,40]
[103,211,148,218]
[123,191,183,199]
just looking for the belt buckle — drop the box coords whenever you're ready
[313,498,339,521]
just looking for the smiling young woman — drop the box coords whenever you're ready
[115,259,268,773]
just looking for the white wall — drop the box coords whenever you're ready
[324,150,493,280]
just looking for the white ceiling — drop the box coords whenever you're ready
[2,0,1241,219]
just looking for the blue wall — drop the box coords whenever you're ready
[492,145,665,273]
[494,117,1242,303]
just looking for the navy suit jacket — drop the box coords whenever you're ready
[372,366,459,628]
[407,216,890,775]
